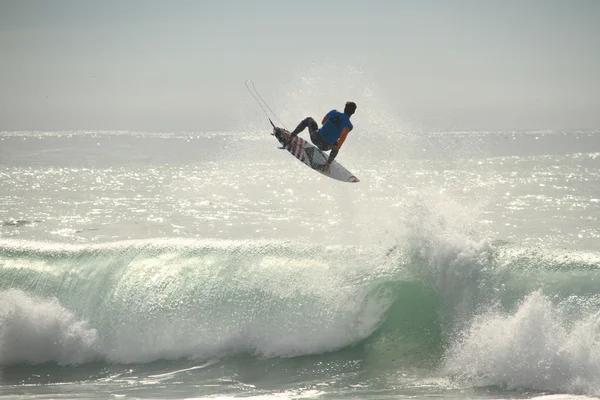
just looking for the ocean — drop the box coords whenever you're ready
[1,126,600,399]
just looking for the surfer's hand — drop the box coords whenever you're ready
[316,163,331,173]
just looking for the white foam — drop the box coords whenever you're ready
[0,289,99,365]
[444,291,600,395]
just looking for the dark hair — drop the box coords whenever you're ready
[344,101,357,115]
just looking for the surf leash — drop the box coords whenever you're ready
[244,80,286,129]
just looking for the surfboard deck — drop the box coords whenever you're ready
[272,127,359,183]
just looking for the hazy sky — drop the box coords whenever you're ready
[1,0,599,131]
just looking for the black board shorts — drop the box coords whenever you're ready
[306,118,333,151]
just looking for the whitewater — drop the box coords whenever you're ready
[1,84,600,398]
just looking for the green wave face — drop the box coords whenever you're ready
[0,240,400,365]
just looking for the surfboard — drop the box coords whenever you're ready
[272,127,359,183]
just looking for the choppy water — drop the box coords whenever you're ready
[1,128,600,399]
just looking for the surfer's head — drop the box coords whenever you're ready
[344,101,357,115]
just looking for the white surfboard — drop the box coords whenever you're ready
[272,127,359,183]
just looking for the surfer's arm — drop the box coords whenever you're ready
[326,146,339,165]
[337,127,351,149]
[325,127,351,165]
[322,115,328,124]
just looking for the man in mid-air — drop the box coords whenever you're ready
[288,101,357,169]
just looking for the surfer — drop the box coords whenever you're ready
[288,101,357,169]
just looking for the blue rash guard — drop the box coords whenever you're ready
[318,110,353,145]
